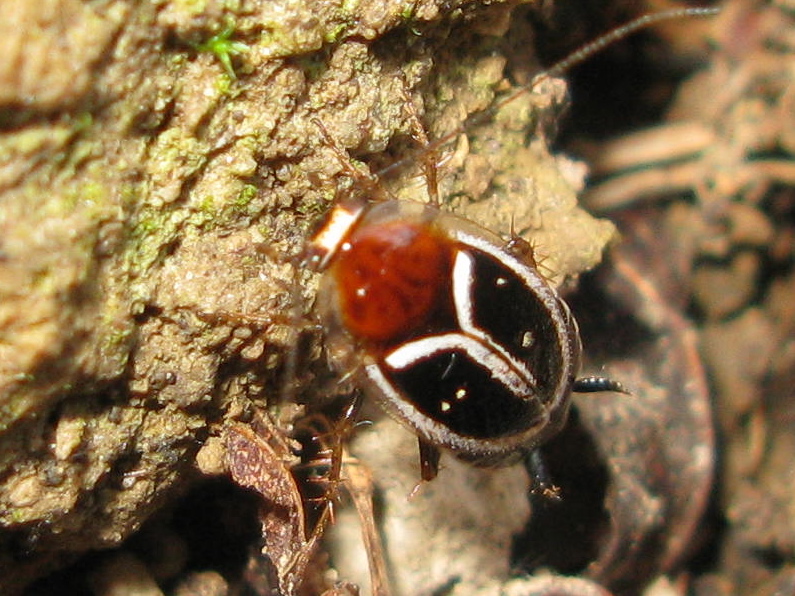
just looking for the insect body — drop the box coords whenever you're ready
[306,193,621,481]
[303,7,719,481]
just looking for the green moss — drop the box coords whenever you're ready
[189,182,259,230]
[296,194,330,218]
[323,21,352,44]
[127,205,183,283]
[193,21,250,80]
[196,194,217,216]
[236,183,257,206]
[101,319,134,356]
[222,184,257,220]
[214,74,233,95]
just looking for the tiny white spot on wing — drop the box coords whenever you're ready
[521,331,534,348]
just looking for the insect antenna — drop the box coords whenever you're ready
[375,7,720,181]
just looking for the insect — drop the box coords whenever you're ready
[222,7,720,595]
[301,7,720,483]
